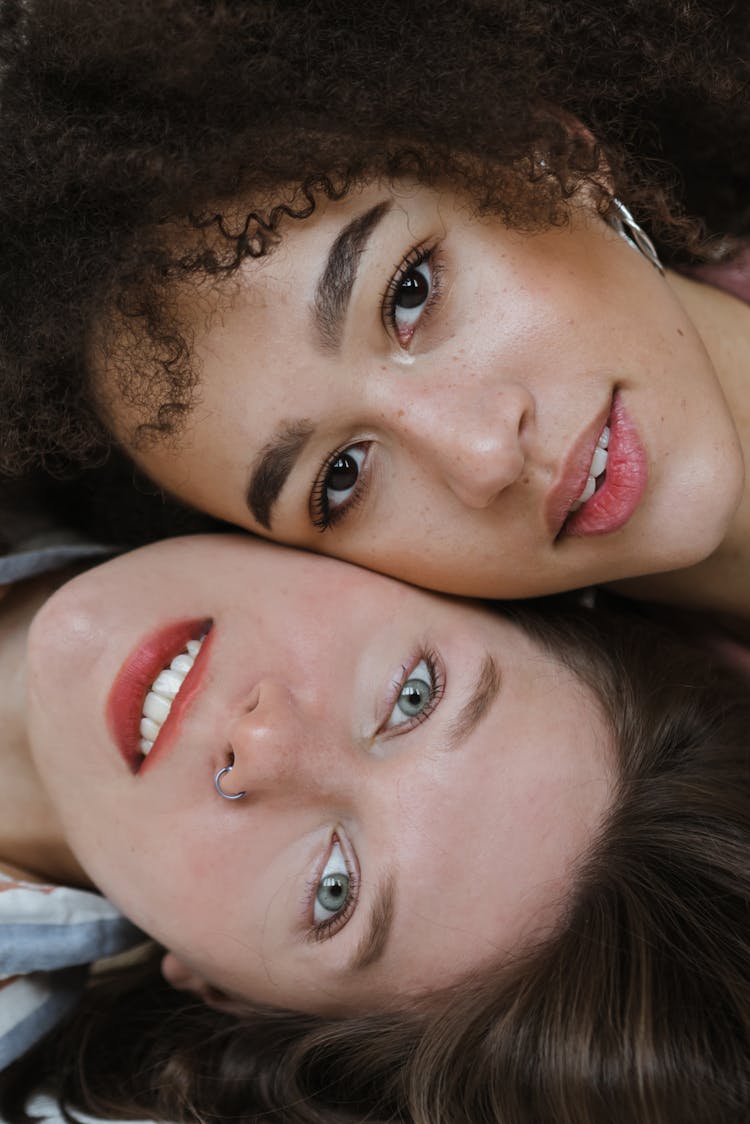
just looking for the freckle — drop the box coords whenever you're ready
[677,328,684,337]
[397,409,405,418]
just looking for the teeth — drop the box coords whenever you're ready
[140,716,161,741]
[170,653,194,675]
[577,474,597,506]
[138,634,206,755]
[151,668,184,700]
[569,426,610,513]
[590,446,608,478]
[143,692,171,724]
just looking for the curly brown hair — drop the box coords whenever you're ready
[0,0,748,476]
[1,594,750,1124]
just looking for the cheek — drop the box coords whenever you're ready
[84,819,222,942]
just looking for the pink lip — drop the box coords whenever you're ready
[546,398,613,537]
[106,618,213,775]
[561,392,647,537]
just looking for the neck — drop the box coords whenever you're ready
[613,269,750,620]
[0,574,92,887]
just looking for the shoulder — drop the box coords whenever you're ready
[679,244,750,305]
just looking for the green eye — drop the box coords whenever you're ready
[313,841,351,925]
[317,873,350,913]
[388,658,434,727]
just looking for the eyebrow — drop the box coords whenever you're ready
[347,870,396,974]
[244,201,393,530]
[246,419,315,529]
[445,653,501,752]
[312,199,392,354]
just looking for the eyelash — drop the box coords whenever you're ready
[305,834,360,943]
[381,243,442,344]
[309,443,371,532]
[308,243,443,533]
[384,647,445,735]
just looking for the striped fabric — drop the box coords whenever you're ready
[0,869,143,1071]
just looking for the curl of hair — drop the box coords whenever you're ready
[1,598,749,1123]
[0,0,748,472]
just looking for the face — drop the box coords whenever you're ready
[27,535,612,1014]
[96,180,743,599]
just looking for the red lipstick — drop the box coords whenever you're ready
[107,618,212,774]
[562,393,647,537]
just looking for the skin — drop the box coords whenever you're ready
[24,535,612,1014]
[96,180,747,608]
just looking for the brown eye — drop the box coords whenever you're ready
[397,264,430,310]
[327,451,360,493]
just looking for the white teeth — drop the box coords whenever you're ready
[143,691,171,724]
[151,668,183,700]
[140,716,161,741]
[590,446,608,478]
[577,474,597,506]
[138,634,206,755]
[569,425,610,513]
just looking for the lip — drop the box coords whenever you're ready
[554,391,648,539]
[107,618,213,774]
[546,397,613,537]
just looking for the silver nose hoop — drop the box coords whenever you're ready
[214,762,247,801]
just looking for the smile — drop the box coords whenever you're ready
[139,635,208,757]
[560,392,648,538]
[569,425,610,512]
[107,618,213,774]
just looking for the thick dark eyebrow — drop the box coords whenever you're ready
[313,199,392,353]
[445,653,501,752]
[347,870,396,974]
[246,419,315,529]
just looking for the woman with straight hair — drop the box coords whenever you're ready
[0,532,748,1123]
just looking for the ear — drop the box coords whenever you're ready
[161,951,250,1017]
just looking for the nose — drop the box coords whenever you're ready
[387,380,534,509]
[224,679,341,803]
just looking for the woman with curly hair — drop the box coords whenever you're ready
[0,532,747,1123]
[0,0,748,620]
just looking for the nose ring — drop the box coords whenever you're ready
[214,760,246,801]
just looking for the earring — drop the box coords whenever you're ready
[607,198,664,275]
[214,761,246,801]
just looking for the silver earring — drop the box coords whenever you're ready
[214,762,246,801]
[607,198,664,275]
